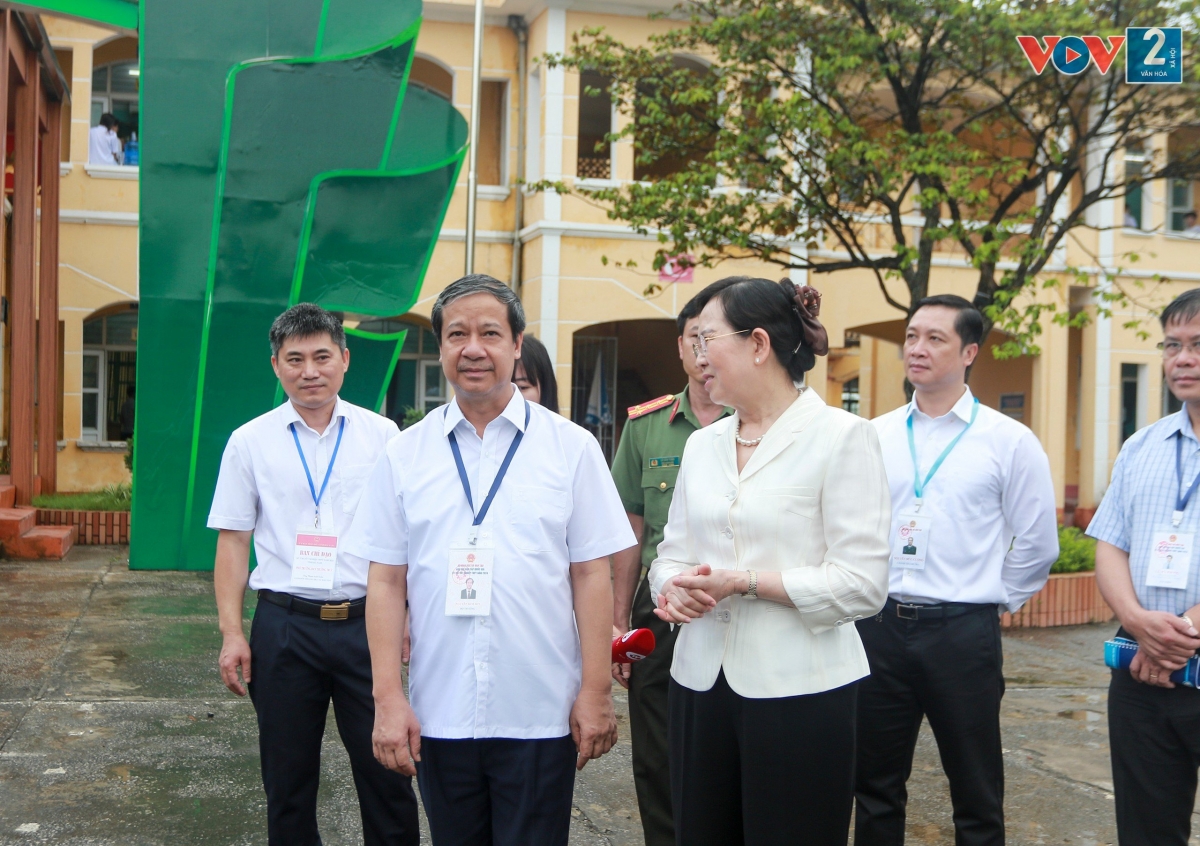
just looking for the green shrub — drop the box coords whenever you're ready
[402,407,426,429]
[1050,526,1096,574]
[34,482,132,512]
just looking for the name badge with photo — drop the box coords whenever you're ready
[292,530,338,590]
[892,512,932,570]
[446,530,494,617]
[1146,529,1195,590]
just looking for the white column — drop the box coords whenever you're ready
[539,7,566,363]
[1091,104,1117,502]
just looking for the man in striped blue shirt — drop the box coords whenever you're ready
[1089,287,1200,846]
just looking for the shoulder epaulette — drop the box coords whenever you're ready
[627,394,676,420]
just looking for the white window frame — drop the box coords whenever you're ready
[81,349,104,441]
[1169,178,1194,232]
[420,361,448,412]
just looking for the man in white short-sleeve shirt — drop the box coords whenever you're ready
[345,274,636,846]
[208,303,417,846]
[88,113,122,165]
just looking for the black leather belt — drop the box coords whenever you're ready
[885,597,997,621]
[258,589,365,621]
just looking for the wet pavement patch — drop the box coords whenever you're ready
[0,546,1150,844]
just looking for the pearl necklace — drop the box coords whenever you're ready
[735,422,763,447]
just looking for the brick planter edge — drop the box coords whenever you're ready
[1001,571,1113,629]
[36,509,130,545]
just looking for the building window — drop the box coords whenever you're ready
[1170,178,1194,232]
[478,80,507,186]
[410,56,453,101]
[1165,379,1184,416]
[841,377,860,416]
[1124,143,1146,229]
[356,319,447,424]
[577,69,612,180]
[92,60,139,151]
[572,336,618,462]
[634,56,711,182]
[1120,363,1148,443]
[82,307,138,442]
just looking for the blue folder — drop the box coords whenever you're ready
[1105,636,1200,687]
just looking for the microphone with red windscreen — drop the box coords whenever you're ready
[612,628,656,663]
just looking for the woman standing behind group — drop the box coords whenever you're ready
[650,276,891,846]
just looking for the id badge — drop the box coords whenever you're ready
[1146,529,1195,590]
[446,529,494,617]
[891,511,932,570]
[292,530,338,590]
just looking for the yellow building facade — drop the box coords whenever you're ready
[43,3,1200,524]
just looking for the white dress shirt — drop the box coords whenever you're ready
[872,387,1059,612]
[650,389,892,698]
[207,397,399,601]
[88,124,122,165]
[344,386,636,740]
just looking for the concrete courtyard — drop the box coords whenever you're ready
[0,546,1181,845]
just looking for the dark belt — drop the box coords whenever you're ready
[258,589,365,621]
[885,597,997,622]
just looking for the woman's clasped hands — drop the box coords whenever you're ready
[655,564,749,624]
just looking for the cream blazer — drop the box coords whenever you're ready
[650,388,891,698]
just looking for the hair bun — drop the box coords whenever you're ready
[780,278,829,357]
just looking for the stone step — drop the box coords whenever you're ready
[5,525,76,560]
[0,507,37,540]
[0,485,15,508]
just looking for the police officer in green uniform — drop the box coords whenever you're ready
[610,295,730,846]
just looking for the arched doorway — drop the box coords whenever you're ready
[81,302,138,442]
[571,319,681,461]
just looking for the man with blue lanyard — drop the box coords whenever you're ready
[856,295,1059,846]
[209,303,416,845]
[1089,288,1200,845]
[346,274,635,846]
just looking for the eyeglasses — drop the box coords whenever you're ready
[692,330,751,358]
[1159,340,1200,359]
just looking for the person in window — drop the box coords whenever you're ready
[649,276,891,846]
[512,334,560,413]
[1183,210,1200,237]
[1124,208,1140,229]
[88,113,123,165]
[119,386,135,441]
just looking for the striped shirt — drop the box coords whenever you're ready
[1087,408,1200,613]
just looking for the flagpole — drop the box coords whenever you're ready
[464,0,485,274]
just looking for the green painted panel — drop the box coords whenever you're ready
[135,0,467,570]
[19,0,138,30]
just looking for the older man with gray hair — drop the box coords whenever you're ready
[346,274,636,846]
[209,303,417,845]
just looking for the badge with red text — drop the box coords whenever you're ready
[1146,529,1194,590]
[291,531,338,590]
[891,512,932,570]
[446,531,494,616]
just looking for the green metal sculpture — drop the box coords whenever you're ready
[136,0,466,570]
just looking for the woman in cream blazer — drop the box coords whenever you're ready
[650,276,891,846]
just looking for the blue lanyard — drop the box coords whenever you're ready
[907,398,979,505]
[447,401,530,542]
[289,416,345,529]
[1174,432,1200,527]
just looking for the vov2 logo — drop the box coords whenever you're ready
[1016,28,1183,84]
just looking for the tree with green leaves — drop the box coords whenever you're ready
[541,0,1200,354]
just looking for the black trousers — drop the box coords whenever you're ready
[854,603,1005,846]
[669,670,858,846]
[416,735,577,846]
[247,600,419,846]
[1109,657,1200,845]
[628,575,680,846]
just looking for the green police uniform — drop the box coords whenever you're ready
[611,386,731,846]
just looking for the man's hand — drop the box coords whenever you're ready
[654,565,719,624]
[373,694,422,776]
[570,687,617,770]
[611,624,632,689]
[1130,649,1179,688]
[1127,609,1200,666]
[218,633,252,696]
